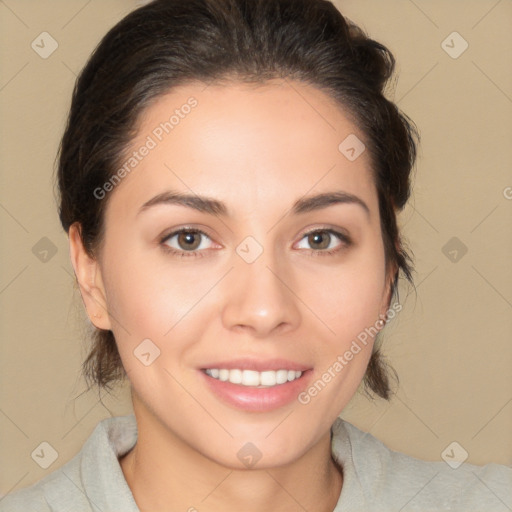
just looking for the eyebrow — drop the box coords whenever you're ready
[137,190,370,219]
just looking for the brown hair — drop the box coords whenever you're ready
[57,0,418,399]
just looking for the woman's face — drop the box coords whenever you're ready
[73,80,394,468]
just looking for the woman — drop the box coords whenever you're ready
[2,0,510,511]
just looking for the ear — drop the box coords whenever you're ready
[378,262,398,327]
[68,222,112,331]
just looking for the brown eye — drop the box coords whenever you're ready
[177,231,202,251]
[161,229,214,256]
[295,228,351,255]
[307,231,331,250]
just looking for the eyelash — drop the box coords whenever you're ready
[159,228,213,259]
[159,227,352,259]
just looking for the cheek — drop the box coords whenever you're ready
[100,245,217,352]
[100,261,219,399]
[299,245,387,346]
[293,255,385,413]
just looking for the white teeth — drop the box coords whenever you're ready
[204,368,304,387]
[260,370,277,386]
[275,369,288,384]
[242,370,260,386]
[229,369,243,384]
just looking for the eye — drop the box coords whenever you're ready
[295,229,351,255]
[160,228,215,257]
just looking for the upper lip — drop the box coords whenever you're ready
[200,358,311,372]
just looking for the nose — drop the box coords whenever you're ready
[220,252,301,338]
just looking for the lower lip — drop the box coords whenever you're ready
[199,369,313,412]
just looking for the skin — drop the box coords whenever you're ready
[69,79,395,512]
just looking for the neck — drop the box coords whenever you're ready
[119,398,343,512]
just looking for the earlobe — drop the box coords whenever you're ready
[68,222,112,331]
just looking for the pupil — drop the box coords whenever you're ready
[179,231,200,250]
[310,231,329,249]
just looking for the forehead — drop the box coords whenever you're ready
[106,79,377,220]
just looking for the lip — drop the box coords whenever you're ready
[198,367,314,412]
[199,358,311,372]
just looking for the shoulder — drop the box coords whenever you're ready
[331,417,512,511]
[0,414,138,512]
[0,459,84,512]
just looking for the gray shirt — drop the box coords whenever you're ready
[1,414,510,511]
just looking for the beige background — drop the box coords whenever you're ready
[1,0,511,497]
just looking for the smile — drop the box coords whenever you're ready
[203,368,303,388]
